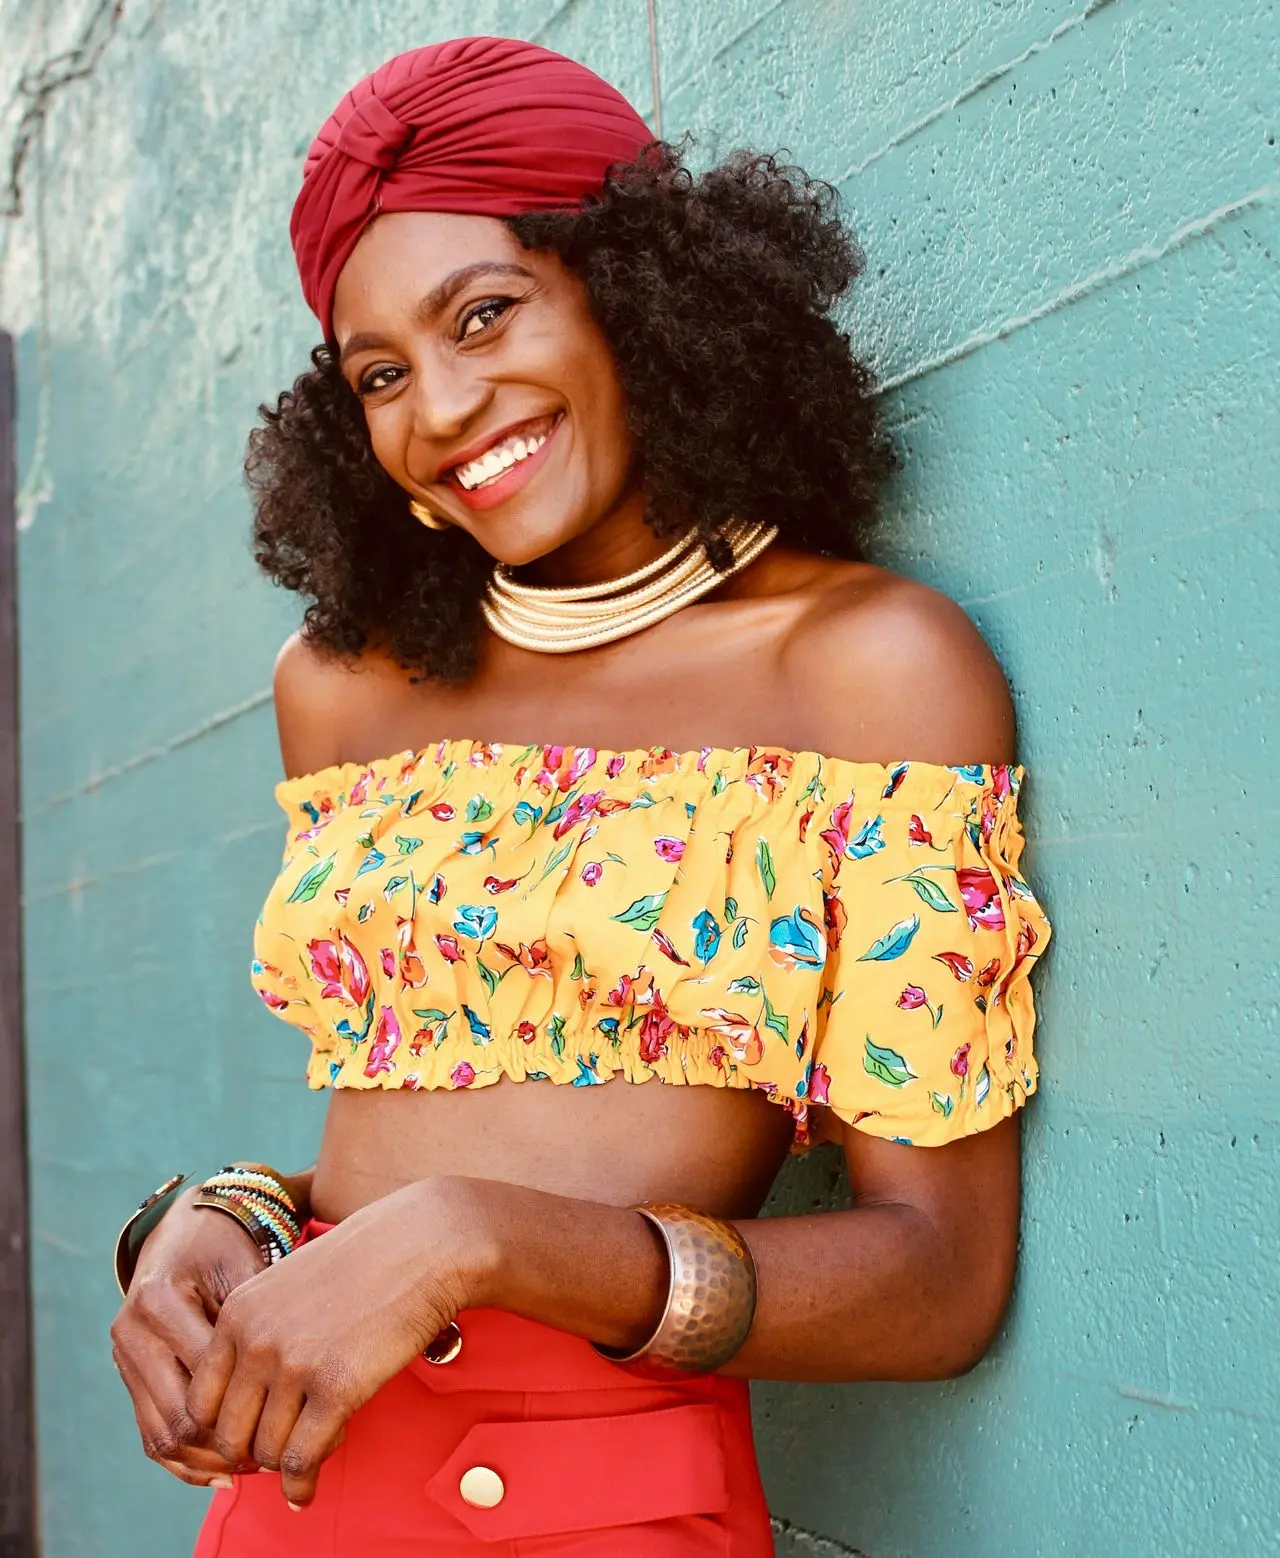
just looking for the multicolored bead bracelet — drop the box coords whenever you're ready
[192,1164,302,1267]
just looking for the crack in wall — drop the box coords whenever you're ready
[833,0,1122,185]
[877,184,1276,395]
[25,685,273,819]
[2,0,125,220]
[771,1515,870,1557]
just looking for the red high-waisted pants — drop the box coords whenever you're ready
[193,1224,773,1556]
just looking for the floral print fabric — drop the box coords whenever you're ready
[253,740,1050,1149]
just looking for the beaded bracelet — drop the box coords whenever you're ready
[192,1163,302,1268]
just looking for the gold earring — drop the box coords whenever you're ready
[409,499,450,531]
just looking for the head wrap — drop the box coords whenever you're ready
[290,36,653,337]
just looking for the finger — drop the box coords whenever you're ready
[251,1380,306,1473]
[186,1328,238,1432]
[157,1457,238,1490]
[211,1373,270,1468]
[128,1275,217,1375]
[278,1399,346,1509]
[114,1340,208,1463]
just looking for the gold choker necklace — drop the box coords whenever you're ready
[482,520,779,654]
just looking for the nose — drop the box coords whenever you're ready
[409,356,492,447]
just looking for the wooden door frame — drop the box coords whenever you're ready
[0,331,37,1556]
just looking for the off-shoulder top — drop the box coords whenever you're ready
[251,740,1050,1149]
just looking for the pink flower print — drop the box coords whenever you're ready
[991,765,1012,802]
[334,887,350,906]
[350,774,369,805]
[561,747,597,791]
[808,1062,831,1107]
[363,1007,401,1077]
[820,796,854,871]
[606,753,626,778]
[534,745,565,790]
[908,814,934,847]
[400,1073,422,1091]
[581,861,603,887]
[933,951,974,982]
[435,933,465,963]
[899,983,943,1027]
[654,837,685,862]
[428,802,456,821]
[951,1043,971,1079]
[709,1044,727,1070]
[258,989,289,1011]
[553,790,604,839]
[517,1020,537,1044]
[956,868,1006,932]
[308,934,371,1008]
[380,948,396,978]
[450,1060,476,1088]
[651,928,690,966]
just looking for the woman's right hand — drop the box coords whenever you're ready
[110,1188,270,1486]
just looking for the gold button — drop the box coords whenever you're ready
[423,1322,463,1365]
[459,1465,505,1509]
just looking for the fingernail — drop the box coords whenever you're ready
[287,1502,303,1513]
[209,1477,234,1490]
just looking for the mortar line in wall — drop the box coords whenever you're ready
[769,1516,871,1557]
[877,184,1276,396]
[832,0,1122,186]
[662,0,792,105]
[646,0,663,138]
[25,686,273,818]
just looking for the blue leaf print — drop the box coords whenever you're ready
[769,907,826,970]
[301,801,321,826]
[951,765,986,784]
[458,830,496,856]
[428,873,446,904]
[572,1055,604,1086]
[513,800,543,828]
[856,915,920,962]
[692,909,722,963]
[882,763,908,799]
[543,787,580,831]
[462,1004,492,1043]
[454,904,498,941]
[846,816,885,860]
[354,848,386,878]
[595,1016,621,1043]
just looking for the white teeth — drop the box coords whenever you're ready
[454,427,551,490]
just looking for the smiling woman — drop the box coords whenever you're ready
[108,34,1050,1558]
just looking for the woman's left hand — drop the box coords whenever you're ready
[183,1178,488,1508]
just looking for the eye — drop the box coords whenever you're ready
[460,297,514,340]
[355,364,406,398]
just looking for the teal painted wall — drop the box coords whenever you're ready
[2,2,1275,1554]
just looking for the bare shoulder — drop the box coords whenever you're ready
[272,632,407,780]
[780,564,1015,765]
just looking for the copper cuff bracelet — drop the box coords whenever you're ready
[592,1203,758,1378]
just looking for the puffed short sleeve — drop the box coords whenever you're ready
[811,766,1050,1147]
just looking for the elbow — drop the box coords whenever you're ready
[924,1268,1016,1380]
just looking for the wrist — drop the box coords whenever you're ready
[410,1175,508,1314]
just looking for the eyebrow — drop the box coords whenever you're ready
[338,261,537,365]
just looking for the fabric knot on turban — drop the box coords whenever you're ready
[290,36,654,337]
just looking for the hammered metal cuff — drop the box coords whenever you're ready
[592,1203,758,1378]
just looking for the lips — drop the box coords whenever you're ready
[443,413,563,513]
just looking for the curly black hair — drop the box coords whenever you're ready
[247,141,895,681]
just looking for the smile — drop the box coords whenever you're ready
[444,414,562,512]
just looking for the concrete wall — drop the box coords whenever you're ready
[2,2,1276,1554]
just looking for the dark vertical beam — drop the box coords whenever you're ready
[0,333,37,1557]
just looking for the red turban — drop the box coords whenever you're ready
[290,36,653,337]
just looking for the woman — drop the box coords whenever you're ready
[109,36,1049,1557]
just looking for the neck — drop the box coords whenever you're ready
[520,493,689,590]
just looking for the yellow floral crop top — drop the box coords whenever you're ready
[252,740,1050,1149]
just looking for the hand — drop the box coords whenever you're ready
[183,1178,483,1508]
[110,1188,269,1486]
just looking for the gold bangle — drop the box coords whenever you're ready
[592,1203,757,1379]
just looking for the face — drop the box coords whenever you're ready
[332,211,640,566]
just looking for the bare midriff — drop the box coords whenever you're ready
[310,1081,795,1223]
